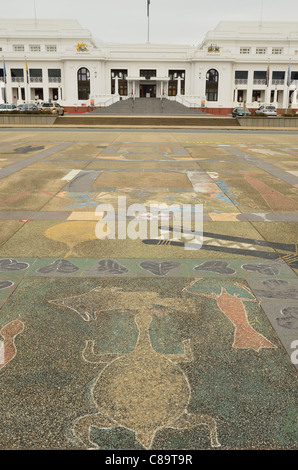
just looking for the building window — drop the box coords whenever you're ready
[77,67,90,100]
[13,45,25,52]
[253,70,267,85]
[48,69,62,83]
[29,69,43,83]
[139,70,156,79]
[272,47,283,55]
[205,69,218,101]
[0,47,2,52]
[240,48,250,54]
[30,45,41,52]
[10,68,24,82]
[168,70,185,96]
[256,48,267,54]
[272,71,285,85]
[111,69,128,95]
[46,45,57,52]
[291,71,298,80]
[235,70,248,84]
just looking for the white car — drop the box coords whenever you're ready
[255,105,277,117]
[0,104,18,111]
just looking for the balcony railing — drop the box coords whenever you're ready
[253,79,267,85]
[30,77,42,83]
[11,77,24,82]
[272,79,284,85]
[48,77,61,83]
[235,79,248,85]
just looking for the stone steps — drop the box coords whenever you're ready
[89,98,206,115]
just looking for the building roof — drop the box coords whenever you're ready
[0,18,93,40]
[203,21,298,42]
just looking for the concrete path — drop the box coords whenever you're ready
[0,129,297,451]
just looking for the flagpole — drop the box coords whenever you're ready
[259,0,264,29]
[25,56,29,103]
[147,15,150,43]
[2,56,7,103]
[34,0,37,27]
[147,0,150,44]
[287,58,291,113]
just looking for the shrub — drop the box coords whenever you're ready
[0,110,52,115]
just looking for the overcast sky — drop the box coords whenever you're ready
[1,0,298,45]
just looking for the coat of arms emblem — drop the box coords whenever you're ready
[77,43,88,52]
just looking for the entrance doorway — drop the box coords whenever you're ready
[31,88,44,100]
[140,84,156,98]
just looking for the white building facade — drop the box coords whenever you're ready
[1,19,298,113]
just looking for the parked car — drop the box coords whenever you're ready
[40,102,64,115]
[0,104,18,111]
[18,104,39,111]
[255,105,277,116]
[232,107,251,117]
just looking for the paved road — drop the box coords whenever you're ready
[0,129,297,451]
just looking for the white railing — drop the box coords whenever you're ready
[176,95,203,108]
[91,94,121,107]
[253,79,267,85]
[272,79,285,85]
[235,79,248,85]
[48,77,61,83]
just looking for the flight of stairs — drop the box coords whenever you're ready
[89,97,206,115]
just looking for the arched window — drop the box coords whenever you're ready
[205,69,219,101]
[77,67,90,100]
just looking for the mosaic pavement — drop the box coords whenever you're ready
[0,130,297,450]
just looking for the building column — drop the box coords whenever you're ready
[0,82,5,104]
[43,87,49,102]
[177,76,182,95]
[6,85,13,103]
[17,86,22,102]
[265,86,270,104]
[25,83,30,102]
[114,76,119,95]
[282,86,289,109]
[291,88,297,107]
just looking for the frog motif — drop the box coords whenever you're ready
[51,287,220,449]
[73,309,220,450]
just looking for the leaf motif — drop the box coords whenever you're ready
[194,261,235,274]
[0,281,14,290]
[139,261,181,276]
[96,259,129,275]
[0,259,29,272]
[242,263,280,275]
[281,306,298,319]
[36,259,79,274]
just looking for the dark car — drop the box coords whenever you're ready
[232,107,251,117]
[18,104,39,111]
